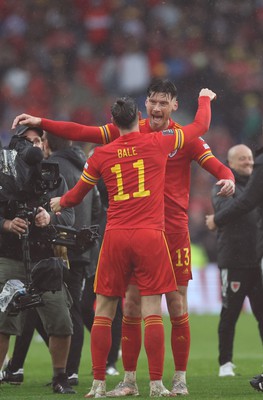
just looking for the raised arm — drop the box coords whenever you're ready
[12,114,120,144]
[50,179,94,213]
[50,155,100,214]
[178,88,216,147]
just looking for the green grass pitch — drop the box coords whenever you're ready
[0,313,262,399]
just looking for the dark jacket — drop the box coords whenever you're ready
[0,175,74,262]
[48,146,102,277]
[214,151,263,262]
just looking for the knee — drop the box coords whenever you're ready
[166,291,185,317]
[44,314,73,336]
[123,297,141,318]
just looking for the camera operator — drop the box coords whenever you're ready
[0,126,76,394]
[4,133,102,387]
[43,134,101,384]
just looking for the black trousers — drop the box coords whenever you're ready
[218,268,263,365]
[65,263,84,375]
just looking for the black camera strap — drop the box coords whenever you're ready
[20,220,32,289]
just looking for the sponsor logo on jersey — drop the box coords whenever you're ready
[162,129,174,136]
[84,161,89,169]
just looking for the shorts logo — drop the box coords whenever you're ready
[230,281,240,292]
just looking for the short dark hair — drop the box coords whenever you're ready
[111,96,138,129]
[146,78,178,100]
[45,131,71,152]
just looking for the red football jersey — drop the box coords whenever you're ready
[42,97,233,232]
[84,119,226,233]
[77,130,181,230]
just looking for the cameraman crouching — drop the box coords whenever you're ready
[0,126,76,394]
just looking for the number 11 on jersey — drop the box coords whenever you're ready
[111,159,151,201]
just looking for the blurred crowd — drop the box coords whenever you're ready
[0,0,262,261]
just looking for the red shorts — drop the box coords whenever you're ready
[94,229,177,297]
[165,231,192,286]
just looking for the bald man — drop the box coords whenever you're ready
[206,144,263,378]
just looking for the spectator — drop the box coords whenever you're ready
[3,133,101,387]
[208,144,263,377]
[43,133,102,385]
[205,145,263,392]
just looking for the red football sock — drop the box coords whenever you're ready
[91,316,112,380]
[171,313,190,371]
[122,316,142,371]
[144,315,164,380]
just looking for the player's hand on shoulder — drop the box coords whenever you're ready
[199,88,217,101]
[216,179,235,197]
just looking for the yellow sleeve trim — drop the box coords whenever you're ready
[81,172,97,185]
[100,125,112,144]
[174,129,184,150]
[198,151,214,166]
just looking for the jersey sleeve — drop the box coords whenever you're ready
[190,138,235,181]
[80,158,100,187]
[60,155,100,208]
[181,96,211,145]
[160,96,212,152]
[156,129,181,154]
[41,119,120,144]
[201,157,235,181]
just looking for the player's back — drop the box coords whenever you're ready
[89,130,175,231]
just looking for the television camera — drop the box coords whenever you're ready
[0,134,100,315]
